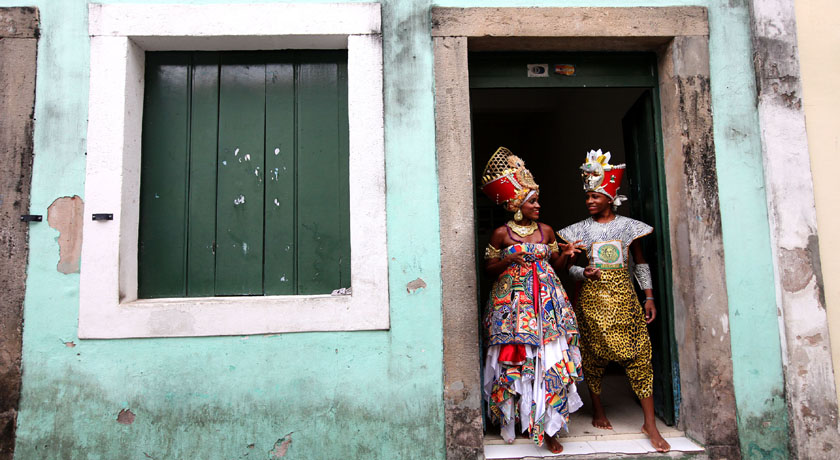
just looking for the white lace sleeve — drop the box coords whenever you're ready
[634,263,653,290]
[569,265,586,282]
[556,226,580,245]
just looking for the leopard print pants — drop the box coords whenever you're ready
[577,268,653,399]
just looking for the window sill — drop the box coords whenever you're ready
[79,291,392,339]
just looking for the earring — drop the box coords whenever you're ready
[514,209,523,221]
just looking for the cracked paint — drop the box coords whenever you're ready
[406,277,427,293]
[116,409,135,425]
[47,195,84,274]
[269,433,292,458]
[800,333,823,346]
[779,246,815,293]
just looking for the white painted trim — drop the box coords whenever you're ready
[89,3,380,38]
[80,3,387,338]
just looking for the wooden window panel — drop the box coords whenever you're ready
[294,53,348,295]
[138,51,349,298]
[215,52,267,295]
[263,55,297,295]
[186,52,221,297]
[138,52,191,298]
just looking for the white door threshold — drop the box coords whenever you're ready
[484,374,703,457]
[484,436,703,458]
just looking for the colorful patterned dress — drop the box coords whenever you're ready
[557,215,655,399]
[483,240,583,445]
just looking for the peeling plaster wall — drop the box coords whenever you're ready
[795,0,840,409]
[4,0,444,459]
[710,4,793,457]
[749,0,840,457]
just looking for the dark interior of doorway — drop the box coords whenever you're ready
[471,86,677,436]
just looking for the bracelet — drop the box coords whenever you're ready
[484,244,502,260]
[645,297,654,301]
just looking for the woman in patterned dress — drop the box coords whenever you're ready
[557,149,670,452]
[480,147,584,453]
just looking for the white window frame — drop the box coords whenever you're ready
[79,3,387,338]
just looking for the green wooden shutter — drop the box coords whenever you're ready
[187,52,221,297]
[138,51,350,298]
[215,52,267,295]
[263,55,297,295]
[294,53,348,295]
[138,52,192,298]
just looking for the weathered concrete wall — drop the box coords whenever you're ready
[705,4,793,458]
[432,6,708,38]
[657,35,740,459]
[795,0,840,409]
[434,35,483,460]
[0,7,38,459]
[749,0,840,457]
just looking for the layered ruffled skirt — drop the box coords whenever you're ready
[484,340,583,444]
[483,243,584,446]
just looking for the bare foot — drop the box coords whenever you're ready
[592,411,613,430]
[545,435,564,454]
[590,390,613,430]
[642,423,671,452]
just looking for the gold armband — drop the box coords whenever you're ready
[548,241,559,254]
[484,244,502,260]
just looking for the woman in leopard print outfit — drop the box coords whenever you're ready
[557,149,670,452]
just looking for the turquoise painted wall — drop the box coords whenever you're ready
[5,0,786,459]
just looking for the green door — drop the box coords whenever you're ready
[138,51,350,298]
[623,90,678,425]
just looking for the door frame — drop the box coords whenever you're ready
[433,7,740,459]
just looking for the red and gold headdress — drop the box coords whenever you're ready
[480,147,539,211]
[580,149,627,206]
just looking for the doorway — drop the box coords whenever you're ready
[470,52,679,442]
[434,8,739,459]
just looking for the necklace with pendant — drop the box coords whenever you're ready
[506,220,538,237]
